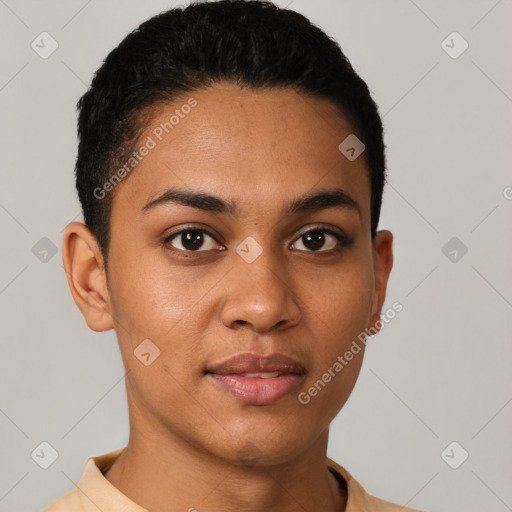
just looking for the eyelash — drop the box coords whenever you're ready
[162,224,351,258]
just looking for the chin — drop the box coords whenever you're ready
[213,423,317,468]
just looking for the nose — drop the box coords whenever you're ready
[219,250,302,334]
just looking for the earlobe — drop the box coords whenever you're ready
[368,230,394,334]
[62,222,114,332]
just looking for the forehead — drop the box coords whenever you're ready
[111,84,370,224]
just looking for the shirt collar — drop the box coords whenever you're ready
[75,448,147,511]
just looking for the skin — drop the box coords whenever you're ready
[62,83,393,512]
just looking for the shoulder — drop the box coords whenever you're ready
[327,458,421,512]
[41,448,125,512]
[42,488,84,511]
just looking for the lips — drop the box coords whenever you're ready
[206,352,306,405]
[206,352,306,375]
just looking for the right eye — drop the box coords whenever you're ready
[163,227,223,255]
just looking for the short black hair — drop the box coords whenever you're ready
[75,0,386,273]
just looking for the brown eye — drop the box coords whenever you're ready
[165,229,219,253]
[291,228,347,252]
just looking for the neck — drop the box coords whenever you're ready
[104,424,346,512]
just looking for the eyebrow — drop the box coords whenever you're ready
[141,187,361,218]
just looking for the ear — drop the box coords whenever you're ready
[368,230,394,333]
[62,222,114,332]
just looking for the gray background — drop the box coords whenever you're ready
[1,0,511,511]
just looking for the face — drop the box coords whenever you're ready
[64,83,393,466]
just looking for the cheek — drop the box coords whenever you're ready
[296,255,373,418]
[107,249,221,401]
[307,253,374,348]
[108,266,208,427]
[108,243,216,341]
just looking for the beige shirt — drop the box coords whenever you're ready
[43,448,418,511]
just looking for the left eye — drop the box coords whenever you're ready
[291,229,345,252]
